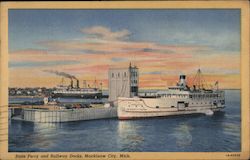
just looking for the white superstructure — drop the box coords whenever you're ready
[118,70,225,119]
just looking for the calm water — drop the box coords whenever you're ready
[9,90,240,152]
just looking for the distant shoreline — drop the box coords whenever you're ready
[9,96,44,98]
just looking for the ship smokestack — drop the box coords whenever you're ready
[70,79,74,88]
[179,75,186,86]
[76,79,79,88]
[83,80,87,88]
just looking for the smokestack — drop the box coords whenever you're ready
[70,79,74,88]
[83,80,87,88]
[77,79,79,88]
[179,75,186,86]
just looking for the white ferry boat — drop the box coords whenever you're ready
[118,69,225,119]
[52,79,102,99]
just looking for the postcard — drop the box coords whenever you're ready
[0,1,249,160]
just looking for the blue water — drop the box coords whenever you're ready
[8,90,240,152]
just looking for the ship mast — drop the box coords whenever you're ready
[94,78,97,89]
[60,77,64,86]
[193,68,206,90]
[83,80,87,88]
[198,68,201,89]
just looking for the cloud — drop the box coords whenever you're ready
[38,38,203,57]
[142,48,174,54]
[9,60,80,68]
[81,26,130,41]
[164,31,240,52]
[111,57,127,62]
[142,71,162,75]
[200,68,240,75]
[9,25,240,89]
[37,25,206,56]
[10,49,48,55]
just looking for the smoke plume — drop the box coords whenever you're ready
[43,70,77,80]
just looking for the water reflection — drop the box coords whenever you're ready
[173,122,193,147]
[118,121,144,151]
[222,122,240,137]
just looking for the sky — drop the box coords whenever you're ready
[9,9,240,89]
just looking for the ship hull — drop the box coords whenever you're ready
[118,96,225,120]
[51,93,103,99]
[118,109,223,120]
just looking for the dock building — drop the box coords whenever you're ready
[108,63,139,102]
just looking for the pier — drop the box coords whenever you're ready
[10,106,117,123]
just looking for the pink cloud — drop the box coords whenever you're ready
[65,64,111,73]
[10,49,48,55]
